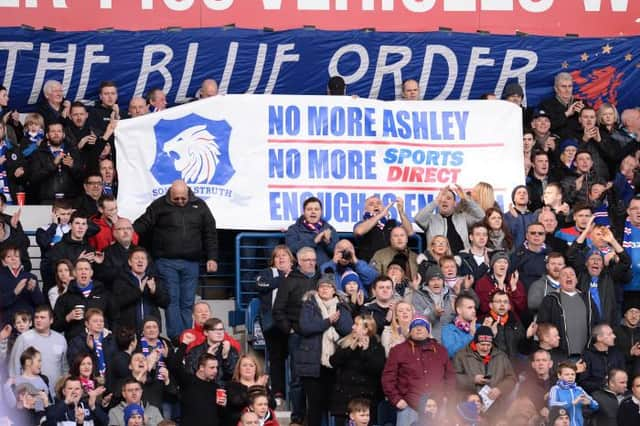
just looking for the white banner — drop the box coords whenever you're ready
[115,95,524,232]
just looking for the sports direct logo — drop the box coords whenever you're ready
[150,113,235,198]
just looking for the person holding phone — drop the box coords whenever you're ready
[452,325,517,421]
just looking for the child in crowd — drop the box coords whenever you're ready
[13,310,32,335]
[240,389,279,426]
[347,398,370,426]
[341,270,365,314]
[2,346,51,409]
[19,113,45,157]
[36,199,73,294]
[1,311,33,360]
[548,362,599,426]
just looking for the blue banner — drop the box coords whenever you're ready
[0,27,638,112]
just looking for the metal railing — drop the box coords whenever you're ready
[231,231,423,325]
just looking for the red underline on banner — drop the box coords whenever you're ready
[267,139,504,148]
[268,184,507,191]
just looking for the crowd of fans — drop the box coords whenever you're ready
[1,72,640,426]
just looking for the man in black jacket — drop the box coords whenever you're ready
[88,80,119,134]
[133,179,218,341]
[614,301,640,376]
[272,246,318,426]
[539,72,583,139]
[46,211,97,293]
[538,266,600,358]
[112,247,169,334]
[29,121,83,204]
[52,259,116,341]
[171,338,227,426]
[579,324,626,394]
[591,368,628,426]
[95,217,137,290]
[72,173,103,217]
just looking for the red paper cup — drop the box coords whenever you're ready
[216,388,226,402]
[16,192,25,206]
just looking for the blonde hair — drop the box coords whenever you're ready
[231,354,264,383]
[429,235,452,259]
[339,315,378,349]
[390,301,415,341]
[269,244,295,268]
[597,102,619,126]
[24,113,44,130]
[472,182,496,211]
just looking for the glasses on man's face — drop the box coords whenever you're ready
[300,258,316,263]
[114,227,133,231]
[86,181,103,186]
[528,231,545,236]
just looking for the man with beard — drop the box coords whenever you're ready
[29,122,83,204]
[66,102,113,173]
[442,294,478,358]
[529,252,566,315]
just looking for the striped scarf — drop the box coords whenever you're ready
[92,332,107,377]
[363,211,388,230]
[141,337,166,380]
[80,281,94,298]
[303,219,323,233]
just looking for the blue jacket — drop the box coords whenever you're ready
[295,292,353,378]
[285,216,337,266]
[45,398,108,426]
[504,209,536,249]
[510,244,549,290]
[441,323,473,358]
[548,382,599,426]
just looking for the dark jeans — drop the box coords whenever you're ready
[288,333,306,423]
[302,367,335,426]
[264,327,288,396]
[155,258,199,339]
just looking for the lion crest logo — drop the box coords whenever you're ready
[150,113,235,186]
